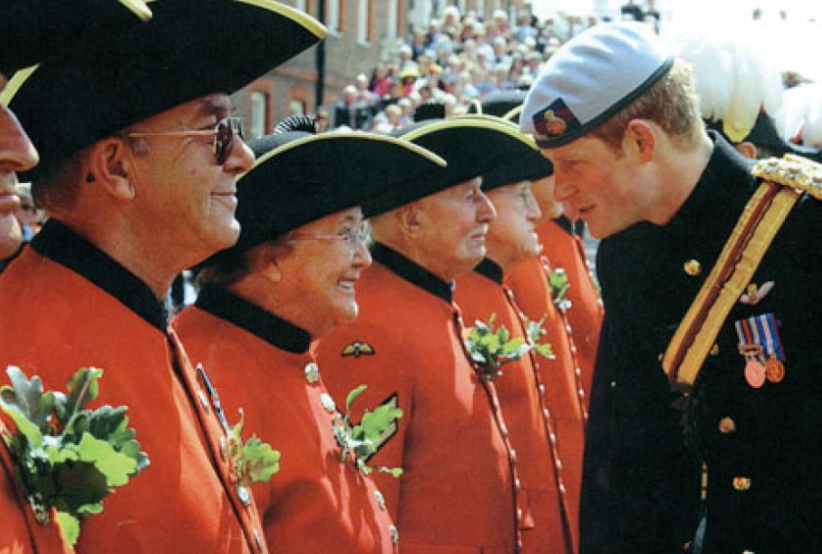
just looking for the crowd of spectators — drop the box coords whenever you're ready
[325,1,661,133]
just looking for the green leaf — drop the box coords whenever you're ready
[53,461,110,514]
[501,338,525,355]
[56,511,80,546]
[360,405,402,442]
[241,436,281,485]
[61,368,103,424]
[0,400,44,448]
[345,385,368,413]
[379,466,403,479]
[76,433,137,487]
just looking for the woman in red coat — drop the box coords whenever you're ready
[173,119,447,553]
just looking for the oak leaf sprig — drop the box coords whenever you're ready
[333,385,403,478]
[227,409,281,487]
[466,315,531,382]
[467,315,554,382]
[548,268,572,310]
[525,316,554,360]
[0,366,149,545]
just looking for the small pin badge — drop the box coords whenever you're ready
[739,281,774,305]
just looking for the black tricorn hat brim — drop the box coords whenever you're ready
[370,115,539,215]
[0,0,153,76]
[467,90,527,122]
[4,0,326,181]
[225,132,447,255]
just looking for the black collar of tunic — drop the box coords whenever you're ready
[662,132,755,244]
[553,215,576,237]
[474,258,504,285]
[195,285,311,354]
[371,242,454,304]
[32,219,168,331]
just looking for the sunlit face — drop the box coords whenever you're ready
[485,181,542,270]
[544,135,647,239]
[14,195,43,229]
[0,76,39,259]
[123,93,254,268]
[416,177,497,280]
[531,174,564,221]
[274,207,371,338]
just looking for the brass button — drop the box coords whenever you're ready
[684,259,702,276]
[389,525,399,545]
[374,490,386,510]
[710,344,720,356]
[320,393,337,414]
[733,477,751,491]
[237,484,252,506]
[197,390,211,413]
[219,436,230,462]
[304,362,320,384]
[718,417,736,434]
[253,529,266,552]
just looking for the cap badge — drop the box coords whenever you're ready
[533,98,580,140]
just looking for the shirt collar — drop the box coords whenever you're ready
[32,220,168,331]
[371,242,454,304]
[195,285,311,354]
[474,257,504,285]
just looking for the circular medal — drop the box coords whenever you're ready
[765,357,785,383]
[745,359,766,388]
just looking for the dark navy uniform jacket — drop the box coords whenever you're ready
[581,134,822,554]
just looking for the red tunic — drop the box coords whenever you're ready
[171,285,398,554]
[0,419,73,554]
[0,221,267,554]
[318,243,522,554]
[455,259,581,554]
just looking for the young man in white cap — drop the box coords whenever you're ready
[522,21,822,554]
[0,2,325,552]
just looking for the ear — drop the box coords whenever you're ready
[624,119,657,163]
[254,244,284,283]
[396,202,424,237]
[85,138,136,201]
[734,141,758,160]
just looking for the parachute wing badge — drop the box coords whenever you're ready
[341,341,375,358]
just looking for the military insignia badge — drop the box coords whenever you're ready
[341,341,375,358]
[739,281,774,305]
[532,98,581,141]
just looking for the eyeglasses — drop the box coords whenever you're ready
[290,223,370,249]
[123,117,244,165]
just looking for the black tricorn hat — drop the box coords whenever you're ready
[466,90,527,122]
[0,0,153,77]
[221,129,447,256]
[4,0,326,181]
[366,116,541,215]
[448,112,553,191]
